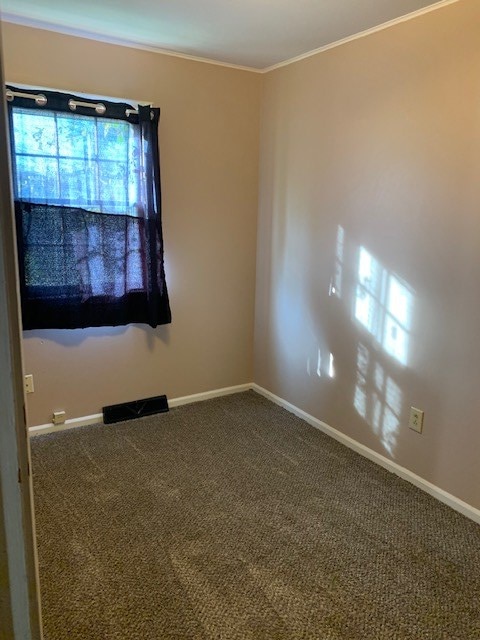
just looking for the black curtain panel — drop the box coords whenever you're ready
[7,86,171,330]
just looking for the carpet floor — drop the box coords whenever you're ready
[31,391,480,639]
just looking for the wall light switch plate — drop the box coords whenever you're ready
[409,407,424,433]
[24,374,34,394]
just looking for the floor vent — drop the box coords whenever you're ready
[103,395,169,424]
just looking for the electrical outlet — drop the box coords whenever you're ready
[52,411,66,425]
[24,374,34,394]
[409,407,424,433]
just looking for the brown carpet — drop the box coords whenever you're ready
[31,391,480,639]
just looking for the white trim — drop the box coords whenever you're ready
[251,384,480,526]
[28,380,480,525]
[169,383,252,408]
[0,13,262,74]
[29,413,103,437]
[1,0,462,75]
[0,72,42,636]
[28,383,253,436]
[263,0,462,72]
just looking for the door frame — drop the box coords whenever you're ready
[0,24,43,640]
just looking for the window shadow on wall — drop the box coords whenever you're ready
[328,226,415,458]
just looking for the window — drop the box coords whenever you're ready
[7,86,171,330]
[12,108,139,213]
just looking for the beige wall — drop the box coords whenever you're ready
[2,23,262,427]
[255,0,480,510]
[3,1,480,511]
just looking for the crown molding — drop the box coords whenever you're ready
[0,12,263,74]
[1,0,463,75]
[263,0,462,72]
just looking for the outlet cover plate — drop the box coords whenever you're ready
[409,407,424,433]
[24,374,34,394]
[53,411,66,425]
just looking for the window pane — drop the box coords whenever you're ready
[58,159,92,206]
[15,155,60,202]
[97,120,129,162]
[57,114,96,159]
[98,161,128,212]
[12,110,57,156]
[12,107,139,215]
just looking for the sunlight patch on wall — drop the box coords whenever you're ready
[308,348,335,379]
[354,342,402,457]
[328,352,335,378]
[316,349,322,377]
[324,228,414,457]
[354,247,413,366]
[329,225,344,298]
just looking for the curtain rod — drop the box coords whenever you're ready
[5,89,143,117]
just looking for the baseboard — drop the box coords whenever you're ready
[28,383,253,437]
[29,381,480,525]
[168,383,252,408]
[29,413,104,437]
[252,384,480,526]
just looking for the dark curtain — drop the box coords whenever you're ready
[8,87,171,330]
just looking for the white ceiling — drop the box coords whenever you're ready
[2,0,449,70]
